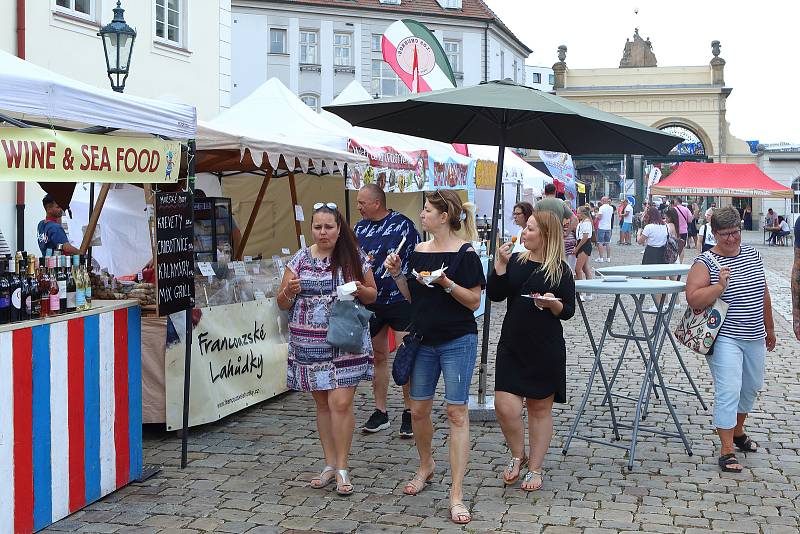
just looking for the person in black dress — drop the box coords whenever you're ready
[487,210,576,492]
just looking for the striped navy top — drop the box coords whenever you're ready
[694,245,766,340]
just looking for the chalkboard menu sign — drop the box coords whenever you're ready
[155,191,195,316]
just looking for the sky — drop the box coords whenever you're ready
[484,0,799,144]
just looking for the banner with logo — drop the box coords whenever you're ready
[381,19,457,93]
[0,128,181,183]
[346,140,472,192]
[165,299,289,429]
[539,151,578,209]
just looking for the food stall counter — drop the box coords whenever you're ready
[0,300,143,533]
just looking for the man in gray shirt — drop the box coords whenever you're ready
[535,183,573,224]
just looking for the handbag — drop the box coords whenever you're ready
[392,330,422,386]
[674,253,728,355]
[664,233,679,263]
[391,243,473,386]
[327,298,374,353]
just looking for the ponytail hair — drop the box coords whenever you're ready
[425,189,478,242]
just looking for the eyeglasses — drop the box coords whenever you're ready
[717,229,741,240]
[313,202,338,211]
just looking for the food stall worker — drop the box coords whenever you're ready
[38,194,81,256]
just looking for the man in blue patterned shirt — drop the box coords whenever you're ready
[354,184,420,437]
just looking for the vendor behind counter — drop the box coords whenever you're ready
[38,193,81,256]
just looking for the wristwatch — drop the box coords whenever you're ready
[444,280,456,294]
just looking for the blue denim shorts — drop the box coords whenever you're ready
[409,333,478,404]
[597,229,612,244]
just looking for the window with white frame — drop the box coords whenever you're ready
[54,0,95,20]
[437,0,462,8]
[300,94,320,112]
[270,28,287,54]
[371,60,409,98]
[300,30,319,64]
[371,34,382,53]
[530,72,541,84]
[548,73,555,85]
[334,33,352,66]
[155,0,184,45]
[443,40,460,72]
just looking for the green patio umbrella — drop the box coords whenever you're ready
[325,79,682,416]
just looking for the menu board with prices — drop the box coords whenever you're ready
[155,191,195,316]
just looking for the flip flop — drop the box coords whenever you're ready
[310,465,336,489]
[403,471,434,496]
[718,453,743,473]
[733,433,758,453]
[521,469,545,491]
[449,502,471,525]
[502,455,527,485]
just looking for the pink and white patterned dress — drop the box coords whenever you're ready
[286,248,373,391]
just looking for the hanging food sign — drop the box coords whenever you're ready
[0,128,181,183]
[346,140,473,192]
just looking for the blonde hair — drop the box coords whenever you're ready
[517,210,566,288]
[425,189,478,242]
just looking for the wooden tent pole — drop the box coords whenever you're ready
[288,171,302,249]
[79,182,111,254]
[237,168,272,259]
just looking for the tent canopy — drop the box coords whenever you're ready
[196,78,365,174]
[651,162,792,199]
[0,49,196,139]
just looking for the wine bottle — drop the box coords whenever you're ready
[84,256,92,309]
[26,255,40,320]
[38,257,50,318]
[0,258,10,324]
[11,253,25,322]
[49,256,61,315]
[74,255,86,311]
[57,254,68,313]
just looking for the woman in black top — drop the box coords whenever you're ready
[384,189,485,525]
[487,211,575,492]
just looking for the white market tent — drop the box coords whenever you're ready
[321,81,475,173]
[196,78,365,174]
[0,49,195,138]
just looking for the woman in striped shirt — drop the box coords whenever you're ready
[686,206,776,473]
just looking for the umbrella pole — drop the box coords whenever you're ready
[470,137,506,421]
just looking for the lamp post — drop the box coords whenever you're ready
[98,1,136,93]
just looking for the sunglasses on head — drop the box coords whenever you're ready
[313,202,338,211]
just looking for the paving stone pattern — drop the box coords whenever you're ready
[45,232,800,533]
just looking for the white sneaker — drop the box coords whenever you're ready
[674,302,682,309]
[645,305,659,313]
[605,258,612,263]
[580,294,593,302]
[593,258,604,263]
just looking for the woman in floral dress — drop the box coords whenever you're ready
[277,203,377,495]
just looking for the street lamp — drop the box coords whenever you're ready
[98,1,136,93]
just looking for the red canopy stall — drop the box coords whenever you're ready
[651,162,792,199]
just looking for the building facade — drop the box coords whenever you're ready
[230,0,531,109]
[1,0,229,252]
[524,65,553,92]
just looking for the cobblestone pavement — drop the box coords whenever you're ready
[47,232,800,534]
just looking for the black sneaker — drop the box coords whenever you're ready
[362,409,389,433]
[399,409,413,438]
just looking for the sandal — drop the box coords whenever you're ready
[718,453,743,473]
[403,471,434,496]
[733,433,758,453]
[449,502,471,525]
[310,465,336,489]
[521,469,545,491]
[502,455,527,485]
[335,469,354,496]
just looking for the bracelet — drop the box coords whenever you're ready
[281,288,295,302]
[392,272,404,280]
